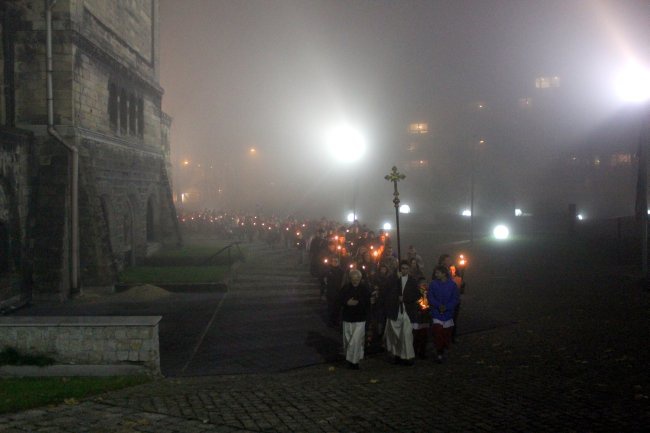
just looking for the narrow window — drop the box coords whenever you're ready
[108,83,117,131]
[129,94,136,135]
[119,89,127,134]
[138,98,144,136]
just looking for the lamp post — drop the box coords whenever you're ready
[469,138,485,245]
[635,109,649,279]
[385,166,406,261]
[616,63,650,280]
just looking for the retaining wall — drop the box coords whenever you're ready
[0,316,161,375]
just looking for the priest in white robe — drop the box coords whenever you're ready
[384,260,420,365]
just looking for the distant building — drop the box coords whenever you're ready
[0,0,180,302]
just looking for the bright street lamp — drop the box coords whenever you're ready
[493,224,510,240]
[326,124,367,221]
[399,204,411,214]
[615,63,650,103]
[325,124,367,163]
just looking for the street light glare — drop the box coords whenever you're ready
[493,224,510,240]
[326,124,366,163]
[615,63,650,103]
[346,212,355,223]
[383,222,392,230]
[399,204,411,214]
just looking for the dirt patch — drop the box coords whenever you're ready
[80,284,172,303]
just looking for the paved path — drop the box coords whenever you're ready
[2,239,649,432]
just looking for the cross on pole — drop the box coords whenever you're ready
[385,166,406,262]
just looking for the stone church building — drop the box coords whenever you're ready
[0,0,180,303]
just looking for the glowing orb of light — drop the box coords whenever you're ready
[493,224,510,240]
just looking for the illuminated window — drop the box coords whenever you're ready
[610,153,632,166]
[409,160,429,168]
[518,97,533,108]
[535,76,560,89]
[408,123,428,134]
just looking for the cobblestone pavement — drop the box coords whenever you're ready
[2,238,649,432]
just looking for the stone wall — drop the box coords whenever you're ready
[0,127,32,303]
[0,0,180,297]
[0,316,161,374]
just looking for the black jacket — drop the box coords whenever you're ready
[384,274,420,322]
[339,281,371,323]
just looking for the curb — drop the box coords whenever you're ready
[0,364,155,377]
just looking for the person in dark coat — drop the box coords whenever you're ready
[367,264,391,352]
[324,256,345,327]
[339,269,371,369]
[412,277,431,359]
[384,260,420,365]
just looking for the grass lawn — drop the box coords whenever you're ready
[119,241,246,284]
[0,376,151,414]
[141,243,246,266]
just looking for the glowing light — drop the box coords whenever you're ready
[182,160,190,166]
[249,147,257,154]
[399,204,411,214]
[615,63,650,103]
[515,208,523,217]
[383,222,392,230]
[577,214,584,221]
[347,212,355,223]
[326,124,366,162]
[461,209,472,217]
[493,224,510,240]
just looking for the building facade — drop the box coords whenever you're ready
[0,0,179,302]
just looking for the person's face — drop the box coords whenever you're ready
[400,264,410,276]
[331,258,339,267]
[435,270,446,280]
[443,257,453,267]
[379,266,388,276]
[350,273,362,285]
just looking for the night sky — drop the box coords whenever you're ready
[159,0,649,221]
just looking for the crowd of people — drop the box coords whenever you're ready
[308,223,466,369]
[177,211,466,369]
